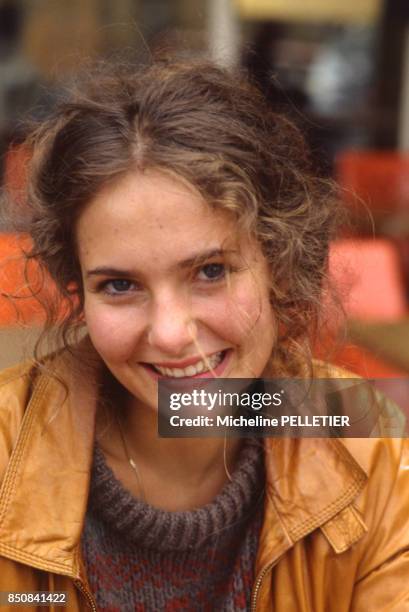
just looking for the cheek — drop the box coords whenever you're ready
[84,302,145,363]
[197,282,275,345]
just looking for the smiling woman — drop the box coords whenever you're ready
[77,169,275,411]
[0,58,408,611]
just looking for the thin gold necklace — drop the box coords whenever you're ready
[115,414,147,502]
[116,415,233,500]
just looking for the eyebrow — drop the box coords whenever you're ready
[85,248,237,278]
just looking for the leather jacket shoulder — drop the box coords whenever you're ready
[0,356,408,611]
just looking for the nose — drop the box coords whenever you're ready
[147,292,197,356]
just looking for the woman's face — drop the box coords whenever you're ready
[76,170,276,410]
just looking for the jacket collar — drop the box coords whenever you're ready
[0,343,98,578]
[0,347,368,577]
[255,437,367,572]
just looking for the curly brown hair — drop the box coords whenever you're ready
[24,58,338,374]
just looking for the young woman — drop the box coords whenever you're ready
[0,59,408,611]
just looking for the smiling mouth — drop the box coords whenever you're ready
[145,350,228,378]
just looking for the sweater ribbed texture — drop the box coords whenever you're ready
[82,438,265,611]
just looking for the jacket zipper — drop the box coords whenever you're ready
[251,559,280,612]
[74,579,98,611]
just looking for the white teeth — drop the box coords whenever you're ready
[152,351,224,377]
[185,365,197,376]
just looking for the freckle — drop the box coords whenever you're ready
[155,219,164,230]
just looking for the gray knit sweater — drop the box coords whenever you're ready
[81,439,265,611]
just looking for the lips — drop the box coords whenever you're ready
[152,351,224,377]
[141,349,231,379]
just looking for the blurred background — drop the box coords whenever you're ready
[0,0,409,392]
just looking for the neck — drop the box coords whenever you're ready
[129,400,240,482]
[96,390,243,509]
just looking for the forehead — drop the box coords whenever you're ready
[75,170,242,264]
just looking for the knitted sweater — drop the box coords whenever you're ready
[81,439,265,611]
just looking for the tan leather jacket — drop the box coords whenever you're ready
[0,352,408,611]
